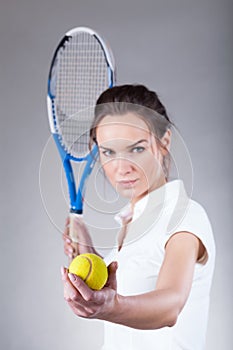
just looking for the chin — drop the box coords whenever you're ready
[118,187,148,203]
[118,188,136,199]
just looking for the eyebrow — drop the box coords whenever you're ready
[98,139,149,150]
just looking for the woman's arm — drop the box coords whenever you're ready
[61,231,204,330]
[111,232,204,329]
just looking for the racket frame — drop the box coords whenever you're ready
[47,27,115,215]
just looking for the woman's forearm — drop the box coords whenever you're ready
[105,289,182,330]
[105,232,198,330]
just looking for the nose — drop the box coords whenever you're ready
[114,156,133,176]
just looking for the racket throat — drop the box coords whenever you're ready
[70,208,83,215]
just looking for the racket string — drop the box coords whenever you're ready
[54,31,110,157]
[55,32,109,157]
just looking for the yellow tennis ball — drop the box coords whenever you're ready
[68,253,108,290]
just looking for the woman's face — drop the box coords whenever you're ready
[96,113,167,204]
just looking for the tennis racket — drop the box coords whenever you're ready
[47,27,116,246]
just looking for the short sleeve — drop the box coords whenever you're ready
[163,200,215,265]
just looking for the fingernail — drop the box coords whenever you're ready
[66,238,71,243]
[60,266,65,276]
[68,247,73,253]
[68,273,76,282]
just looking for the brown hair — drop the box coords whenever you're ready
[90,84,174,178]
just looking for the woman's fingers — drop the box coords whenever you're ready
[106,262,118,290]
[63,216,97,258]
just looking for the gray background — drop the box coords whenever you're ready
[1,0,232,349]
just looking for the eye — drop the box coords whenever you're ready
[131,146,145,153]
[101,149,115,157]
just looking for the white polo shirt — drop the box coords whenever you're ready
[102,180,215,350]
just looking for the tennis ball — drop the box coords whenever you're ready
[68,253,108,290]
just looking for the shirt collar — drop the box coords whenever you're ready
[114,179,188,225]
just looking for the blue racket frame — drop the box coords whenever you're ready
[47,27,115,215]
[53,132,98,214]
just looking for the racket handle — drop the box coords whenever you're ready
[69,212,83,243]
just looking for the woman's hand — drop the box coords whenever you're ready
[62,231,202,330]
[61,261,118,320]
[62,216,97,260]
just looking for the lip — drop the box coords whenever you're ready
[116,179,138,188]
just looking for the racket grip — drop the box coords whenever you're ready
[69,212,83,243]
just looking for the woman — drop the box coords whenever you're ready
[61,85,215,350]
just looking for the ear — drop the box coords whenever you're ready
[160,129,172,155]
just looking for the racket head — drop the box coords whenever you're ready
[47,27,116,214]
[47,27,116,160]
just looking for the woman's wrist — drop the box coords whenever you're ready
[101,293,127,324]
